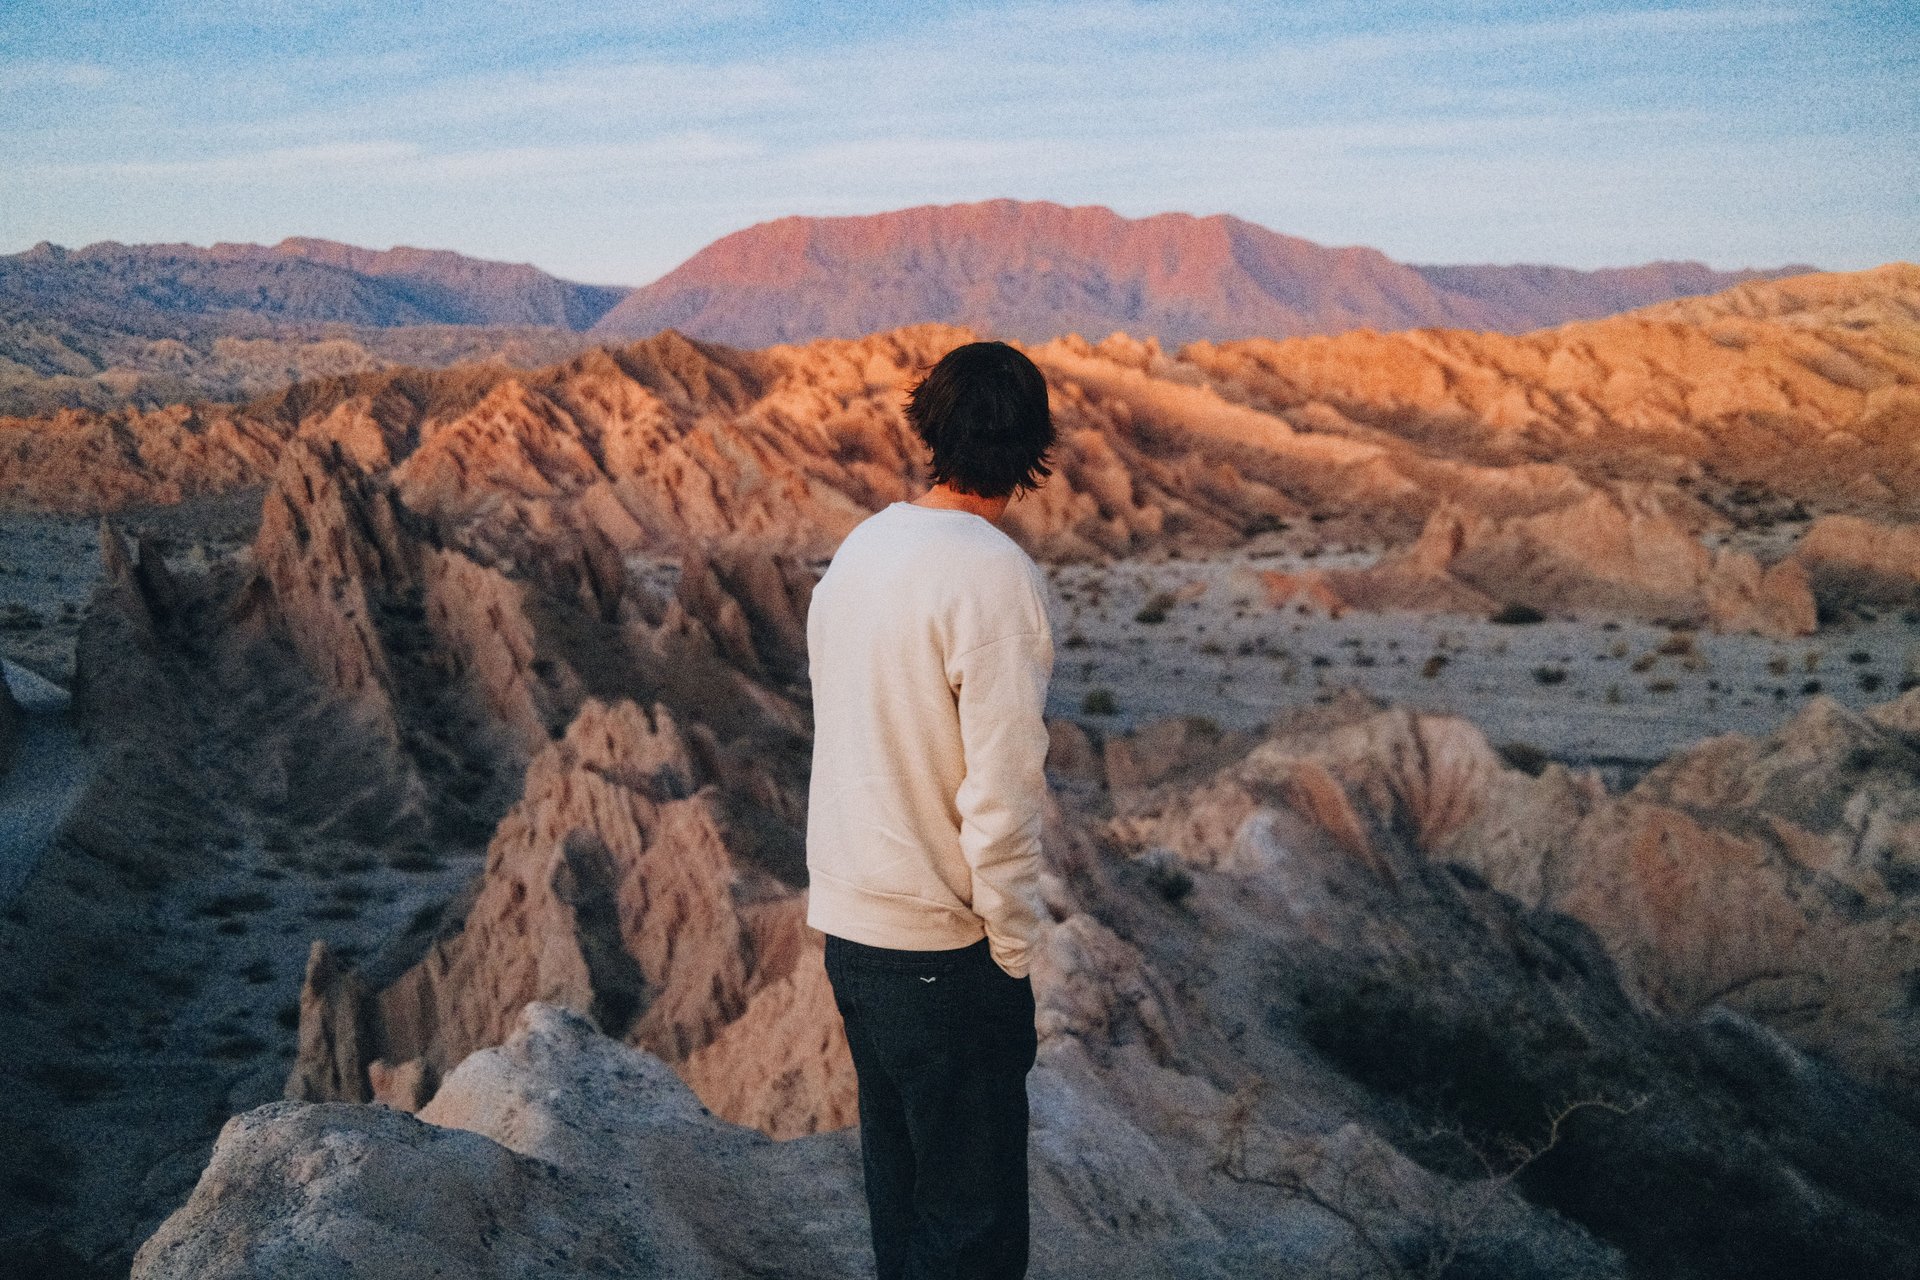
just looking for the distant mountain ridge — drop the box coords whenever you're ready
[591,199,1816,346]
[1,238,628,332]
[0,206,1825,415]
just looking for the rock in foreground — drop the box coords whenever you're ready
[134,1003,1334,1279]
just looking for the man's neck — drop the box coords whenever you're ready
[909,482,1011,524]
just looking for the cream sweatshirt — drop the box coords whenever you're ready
[804,500,1056,978]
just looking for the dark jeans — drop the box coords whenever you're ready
[824,932,1038,1280]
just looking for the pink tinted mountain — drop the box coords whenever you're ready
[6,200,1810,345]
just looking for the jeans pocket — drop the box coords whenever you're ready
[862,962,959,1078]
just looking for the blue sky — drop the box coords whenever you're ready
[2,1,1914,285]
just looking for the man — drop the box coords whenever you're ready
[806,340,1058,1280]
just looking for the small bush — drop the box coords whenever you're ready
[1489,603,1546,625]
[1657,632,1697,657]
[1422,655,1448,679]
[1063,632,1089,649]
[1648,679,1678,694]
[1134,591,1177,624]
[1532,666,1569,686]
[1081,687,1119,715]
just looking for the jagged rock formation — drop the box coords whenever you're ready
[289,698,854,1140]
[1635,262,1920,328]
[139,684,1920,1279]
[234,392,847,1134]
[1178,265,1920,523]
[1314,488,1818,633]
[7,265,1917,635]
[1109,691,1920,1093]
[590,198,1805,346]
[1446,690,1920,1091]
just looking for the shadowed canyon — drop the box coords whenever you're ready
[2,262,1919,1278]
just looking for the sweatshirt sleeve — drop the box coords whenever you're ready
[948,617,1054,979]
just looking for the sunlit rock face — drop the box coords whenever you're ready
[8,266,1917,623]
[294,697,859,1142]
[1312,489,1819,634]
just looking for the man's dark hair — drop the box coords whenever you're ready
[905,341,1055,499]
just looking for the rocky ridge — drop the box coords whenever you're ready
[6,266,1918,636]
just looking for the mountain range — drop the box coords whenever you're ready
[591,200,1812,345]
[1,200,1822,415]
[0,237,625,331]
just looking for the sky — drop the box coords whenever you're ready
[1,1,1914,285]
